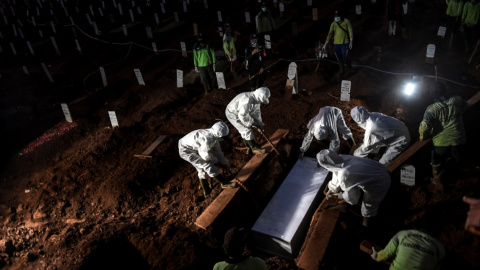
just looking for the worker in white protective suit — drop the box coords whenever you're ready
[225,87,270,155]
[351,106,411,166]
[317,149,391,227]
[299,106,355,158]
[178,121,237,197]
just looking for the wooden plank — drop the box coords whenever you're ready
[295,209,340,270]
[195,129,289,230]
[386,139,430,172]
[134,135,167,159]
[360,240,383,255]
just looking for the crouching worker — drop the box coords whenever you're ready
[317,149,391,227]
[178,121,237,197]
[299,106,355,158]
[226,87,270,155]
[213,227,267,270]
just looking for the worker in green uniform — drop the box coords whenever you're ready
[322,10,353,75]
[370,212,445,270]
[193,33,217,94]
[222,23,239,74]
[461,0,480,52]
[419,82,469,193]
[213,227,267,270]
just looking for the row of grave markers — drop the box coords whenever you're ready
[61,102,119,128]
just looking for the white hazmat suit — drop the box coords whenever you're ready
[317,149,391,217]
[178,121,229,180]
[300,106,354,153]
[225,87,270,140]
[351,106,411,166]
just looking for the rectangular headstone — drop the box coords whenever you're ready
[154,13,159,24]
[180,41,187,57]
[426,44,435,64]
[160,3,165,14]
[437,26,446,38]
[113,0,117,8]
[177,69,183,88]
[122,24,127,36]
[99,67,107,86]
[146,26,152,39]
[92,22,99,35]
[9,42,16,55]
[86,14,92,25]
[264,35,271,49]
[50,37,60,55]
[61,103,73,122]
[22,66,29,75]
[152,42,158,53]
[134,69,145,85]
[108,111,119,127]
[12,24,17,36]
[400,164,415,186]
[18,27,24,39]
[307,0,312,6]
[279,3,285,12]
[217,10,222,22]
[245,11,250,23]
[356,5,362,15]
[129,9,134,22]
[340,80,351,101]
[89,5,94,15]
[183,1,187,12]
[218,26,223,36]
[118,4,123,15]
[26,40,34,55]
[98,8,104,17]
[75,39,82,54]
[252,157,328,258]
[216,72,226,89]
[41,63,54,83]
[137,7,142,15]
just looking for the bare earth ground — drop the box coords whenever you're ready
[1,0,480,269]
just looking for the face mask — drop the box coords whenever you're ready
[262,7,267,12]
[334,17,341,22]
[251,39,257,47]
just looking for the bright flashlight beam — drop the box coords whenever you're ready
[405,83,415,96]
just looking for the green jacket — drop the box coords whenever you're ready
[446,0,464,17]
[462,1,480,26]
[193,42,216,67]
[213,257,267,270]
[419,96,468,146]
[375,229,445,270]
[326,19,353,45]
[255,11,276,34]
[223,34,237,60]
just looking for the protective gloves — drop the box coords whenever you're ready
[349,40,353,50]
[370,247,377,261]
[298,152,304,159]
[334,193,344,200]
[195,67,199,73]
[326,189,333,199]
[322,42,328,51]
[253,123,265,132]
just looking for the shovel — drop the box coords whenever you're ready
[253,126,280,156]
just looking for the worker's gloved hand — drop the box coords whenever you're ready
[326,189,333,199]
[349,40,353,50]
[195,67,199,73]
[213,65,216,72]
[298,152,304,159]
[334,193,344,200]
[253,124,265,132]
[371,247,377,261]
[322,42,328,51]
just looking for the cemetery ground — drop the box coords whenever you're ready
[1,0,480,269]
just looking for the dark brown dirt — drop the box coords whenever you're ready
[1,0,480,269]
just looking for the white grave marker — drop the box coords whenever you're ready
[22,66,29,75]
[69,16,73,25]
[51,37,60,55]
[89,5,94,15]
[307,0,312,6]
[154,13,159,24]
[245,12,250,23]
[287,62,298,94]
[75,39,82,53]
[118,4,123,15]
[400,164,415,186]
[152,42,158,53]
[426,44,435,58]
[279,3,285,12]
[12,24,17,36]
[437,26,446,38]
[2,15,7,25]
[32,16,36,27]
[403,2,408,14]
[122,24,128,36]
[9,42,16,55]
[92,22,99,35]
[98,8,104,17]
[216,72,226,89]
[160,3,165,14]
[18,28,24,39]
[38,29,43,38]
[108,111,119,127]
[356,5,362,15]
[217,11,222,22]
[146,26,152,39]
[86,14,92,25]
[180,41,187,57]
[137,7,142,14]
[113,0,117,8]
[183,1,187,12]
[176,69,183,88]
[340,80,351,101]
[99,67,107,86]
[26,40,34,55]
[264,35,271,49]
[134,69,145,85]
[41,63,54,83]
[17,19,23,27]
[61,103,73,122]
[218,26,223,37]
[129,9,134,22]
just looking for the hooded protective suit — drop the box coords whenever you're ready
[317,150,391,217]
[351,106,411,166]
[300,106,353,153]
[178,122,229,180]
[225,87,270,140]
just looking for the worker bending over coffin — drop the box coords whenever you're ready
[317,149,391,227]
[351,106,411,166]
[178,121,237,197]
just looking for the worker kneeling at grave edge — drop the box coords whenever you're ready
[178,121,237,197]
[317,149,391,228]
[225,87,270,155]
[299,106,355,159]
